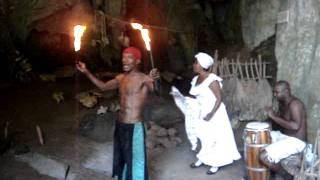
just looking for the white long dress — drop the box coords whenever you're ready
[191,73,241,167]
[172,73,241,167]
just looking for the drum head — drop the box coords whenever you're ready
[246,122,269,130]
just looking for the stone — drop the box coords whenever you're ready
[240,0,280,50]
[156,128,168,137]
[275,0,320,142]
[167,128,177,137]
[17,152,76,180]
[81,142,113,175]
[79,112,116,142]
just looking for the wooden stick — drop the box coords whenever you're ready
[236,54,242,79]
[4,121,9,139]
[220,59,224,76]
[214,50,218,62]
[223,58,227,77]
[255,60,261,79]
[210,50,219,73]
[226,58,231,77]
[237,59,243,79]
[219,60,223,76]
[258,55,263,78]
[308,131,320,177]
[231,59,236,77]
[221,58,225,77]
[245,61,249,79]
[250,58,255,79]
[224,58,228,76]
[317,130,320,156]
[263,60,266,78]
[64,164,70,180]
[36,125,44,146]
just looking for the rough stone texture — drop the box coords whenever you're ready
[240,0,280,50]
[251,35,277,84]
[208,0,243,45]
[166,0,200,65]
[17,152,76,180]
[81,142,113,175]
[104,0,126,50]
[144,94,184,126]
[276,0,320,142]
[4,0,92,44]
[79,112,116,142]
[0,19,17,79]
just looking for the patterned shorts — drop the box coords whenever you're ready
[280,153,302,176]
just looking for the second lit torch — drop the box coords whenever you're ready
[131,23,160,91]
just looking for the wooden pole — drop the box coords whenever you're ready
[36,125,44,146]
[245,61,249,80]
[237,59,243,79]
[255,60,261,80]
[4,121,9,139]
[226,58,231,77]
[231,59,235,77]
[258,55,263,78]
[210,50,219,74]
[263,60,266,78]
[250,58,255,80]
[222,59,225,77]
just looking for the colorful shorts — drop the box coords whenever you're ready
[112,121,149,180]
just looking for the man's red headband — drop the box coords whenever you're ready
[123,47,142,60]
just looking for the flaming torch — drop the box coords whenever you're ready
[74,25,86,52]
[73,25,86,129]
[130,23,155,69]
[131,22,160,92]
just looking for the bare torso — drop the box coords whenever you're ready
[279,97,307,141]
[116,72,153,123]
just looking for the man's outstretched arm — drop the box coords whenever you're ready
[76,61,119,91]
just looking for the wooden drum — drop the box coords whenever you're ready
[244,122,271,180]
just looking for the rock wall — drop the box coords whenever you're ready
[240,0,280,50]
[165,0,200,65]
[276,0,320,142]
[4,0,92,46]
[240,0,319,142]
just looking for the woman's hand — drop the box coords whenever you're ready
[203,111,215,121]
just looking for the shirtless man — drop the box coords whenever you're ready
[260,80,307,179]
[76,47,158,180]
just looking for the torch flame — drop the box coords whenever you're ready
[141,29,151,51]
[131,23,151,51]
[131,23,143,30]
[73,25,86,52]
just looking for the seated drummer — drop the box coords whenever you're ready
[260,80,307,180]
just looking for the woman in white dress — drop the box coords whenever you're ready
[171,52,241,175]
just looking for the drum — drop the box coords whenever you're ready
[244,122,271,180]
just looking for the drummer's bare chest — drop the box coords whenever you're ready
[279,106,292,121]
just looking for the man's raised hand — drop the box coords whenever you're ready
[149,68,160,80]
[76,61,87,73]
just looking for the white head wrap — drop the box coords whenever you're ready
[195,52,214,69]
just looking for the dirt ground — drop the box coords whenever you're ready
[0,77,281,180]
